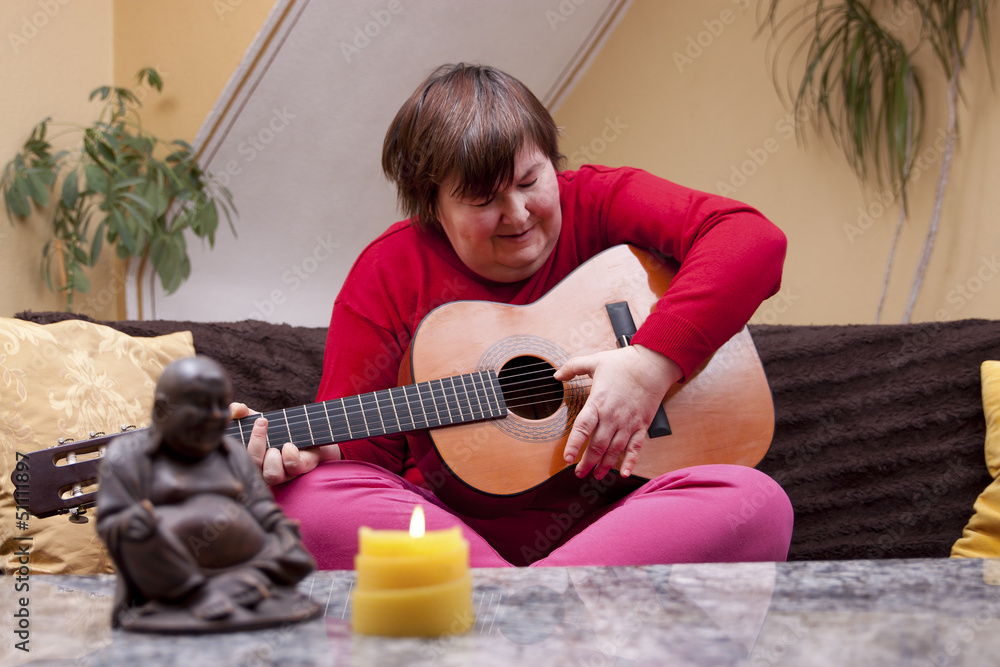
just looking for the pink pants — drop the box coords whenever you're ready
[272,461,793,569]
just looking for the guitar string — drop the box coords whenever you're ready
[261,363,583,425]
[235,366,596,445]
[240,381,595,446]
[240,361,581,430]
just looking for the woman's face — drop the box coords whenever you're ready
[435,144,562,283]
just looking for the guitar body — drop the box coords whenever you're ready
[407,245,774,496]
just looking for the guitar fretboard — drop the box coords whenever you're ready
[226,370,507,449]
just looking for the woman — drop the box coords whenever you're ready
[236,63,793,568]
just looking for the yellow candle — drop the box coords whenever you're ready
[351,506,475,637]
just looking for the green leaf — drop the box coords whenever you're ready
[90,219,106,263]
[89,85,111,102]
[137,67,163,92]
[61,170,79,208]
[84,164,109,194]
[195,202,219,244]
[114,177,151,192]
[26,165,56,187]
[96,137,117,165]
[164,150,189,164]
[41,241,54,291]
[149,236,170,271]
[110,208,138,255]
[143,180,169,218]
[120,198,154,234]
[5,180,31,218]
[73,270,90,294]
[72,244,90,266]
[23,172,49,208]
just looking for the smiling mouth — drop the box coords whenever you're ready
[499,228,532,240]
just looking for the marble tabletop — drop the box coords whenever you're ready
[4,558,1000,667]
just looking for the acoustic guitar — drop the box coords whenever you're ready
[11,245,774,520]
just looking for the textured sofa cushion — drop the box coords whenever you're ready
[751,319,1000,560]
[0,317,194,574]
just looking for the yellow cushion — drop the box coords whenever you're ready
[951,360,1000,558]
[0,318,194,574]
[984,360,1000,479]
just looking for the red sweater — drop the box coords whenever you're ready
[316,165,785,508]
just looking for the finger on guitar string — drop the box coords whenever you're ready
[619,431,645,478]
[229,401,259,419]
[579,422,630,480]
[246,416,270,469]
[262,441,295,486]
[562,409,596,466]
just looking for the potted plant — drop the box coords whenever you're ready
[761,0,993,322]
[1,67,235,315]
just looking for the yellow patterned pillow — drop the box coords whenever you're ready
[951,360,1000,558]
[0,318,194,574]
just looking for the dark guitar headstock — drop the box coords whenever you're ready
[11,427,140,520]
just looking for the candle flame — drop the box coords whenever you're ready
[409,505,425,538]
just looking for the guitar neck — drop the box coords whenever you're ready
[13,369,507,519]
[229,369,507,449]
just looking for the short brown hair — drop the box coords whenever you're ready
[382,63,564,231]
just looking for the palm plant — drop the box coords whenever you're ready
[1,68,235,314]
[761,0,994,322]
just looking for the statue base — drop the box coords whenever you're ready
[118,585,322,634]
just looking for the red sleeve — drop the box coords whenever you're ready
[570,167,786,378]
[315,296,409,476]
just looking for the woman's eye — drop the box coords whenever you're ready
[519,178,538,188]
[473,197,494,207]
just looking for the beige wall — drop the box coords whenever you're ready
[113,0,277,146]
[1,0,114,318]
[0,0,274,319]
[554,0,1000,324]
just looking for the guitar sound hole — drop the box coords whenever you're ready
[497,356,563,420]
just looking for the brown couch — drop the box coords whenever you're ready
[15,311,1000,562]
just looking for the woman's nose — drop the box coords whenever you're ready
[502,193,530,227]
